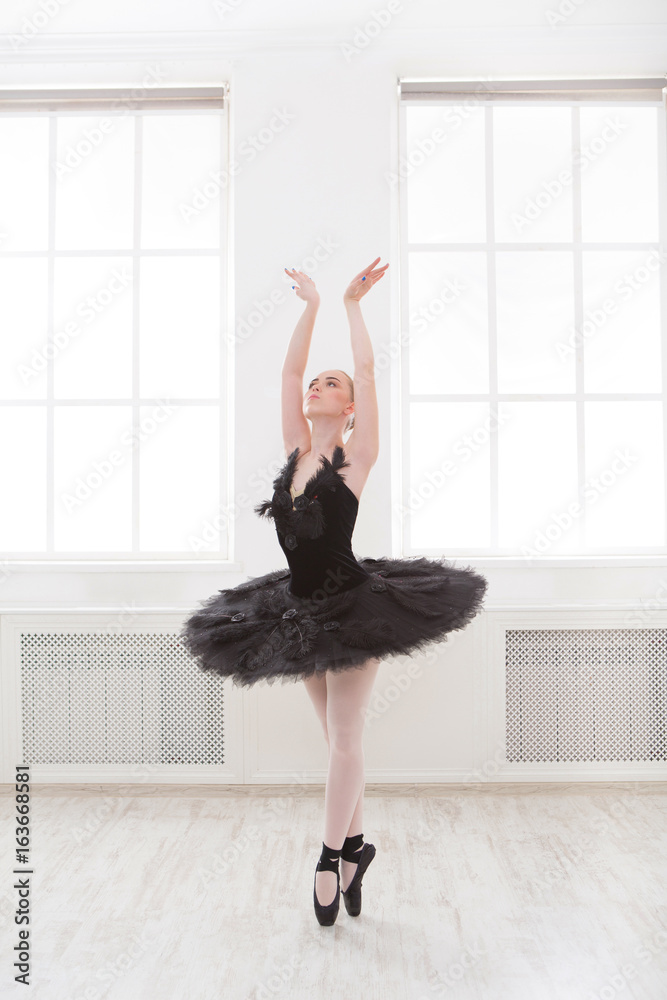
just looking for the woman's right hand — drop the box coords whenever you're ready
[285,267,320,306]
[343,257,388,303]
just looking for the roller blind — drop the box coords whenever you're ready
[0,85,228,112]
[400,78,667,103]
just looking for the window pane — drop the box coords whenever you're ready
[408,251,488,395]
[142,114,221,249]
[0,259,48,400]
[139,256,220,398]
[54,406,132,552]
[53,257,134,399]
[1,101,228,560]
[403,93,666,557]
[406,105,486,243]
[0,406,46,551]
[409,402,491,548]
[55,115,135,251]
[582,250,662,393]
[498,402,578,553]
[139,404,220,552]
[580,107,659,243]
[494,106,573,243]
[496,251,576,393]
[585,402,664,548]
[0,118,48,250]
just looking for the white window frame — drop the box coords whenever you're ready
[0,86,233,569]
[397,77,667,568]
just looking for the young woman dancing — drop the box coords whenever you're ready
[179,256,488,927]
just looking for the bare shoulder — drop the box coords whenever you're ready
[341,434,378,502]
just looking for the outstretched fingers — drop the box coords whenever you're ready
[351,257,382,282]
[360,269,386,289]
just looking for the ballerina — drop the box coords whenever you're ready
[179,256,488,925]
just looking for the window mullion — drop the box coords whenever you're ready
[47,114,56,555]
[659,94,667,549]
[399,100,411,557]
[572,105,586,553]
[487,104,499,550]
[131,114,143,556]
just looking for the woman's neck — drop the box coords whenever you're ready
[308,431,345,457]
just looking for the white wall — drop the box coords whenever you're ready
[2,1,667,782]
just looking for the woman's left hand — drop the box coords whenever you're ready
[343,257,389,302]
[285,267,320,306]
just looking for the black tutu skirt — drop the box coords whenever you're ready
[178,556,488,688]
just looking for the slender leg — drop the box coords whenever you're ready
[340,777,366,892]
[304,671,366,823]
[314,657,381,905]
[304,669,367,888]
[303,670,329,742]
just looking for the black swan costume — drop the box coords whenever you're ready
[179,446,488,688]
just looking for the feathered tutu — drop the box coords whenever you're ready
[178,554,488,688]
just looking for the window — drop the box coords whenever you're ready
[398,78,667,558]
[0,86,230,561]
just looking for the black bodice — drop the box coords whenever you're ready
[254,446,371,599]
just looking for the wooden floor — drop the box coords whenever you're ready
[2,782,666,1000]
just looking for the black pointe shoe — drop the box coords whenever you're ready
[313,868,340,926]
[313,842,341,926]
[342,842,376,917]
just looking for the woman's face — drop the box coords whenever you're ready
[303,371,352,422]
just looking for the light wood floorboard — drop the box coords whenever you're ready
[1,782,666,1000]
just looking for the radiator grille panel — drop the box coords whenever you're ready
[20,632,225,766]
[505,628,667,763]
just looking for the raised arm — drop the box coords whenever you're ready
[342,257,389,466]
[281,268,320,457]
